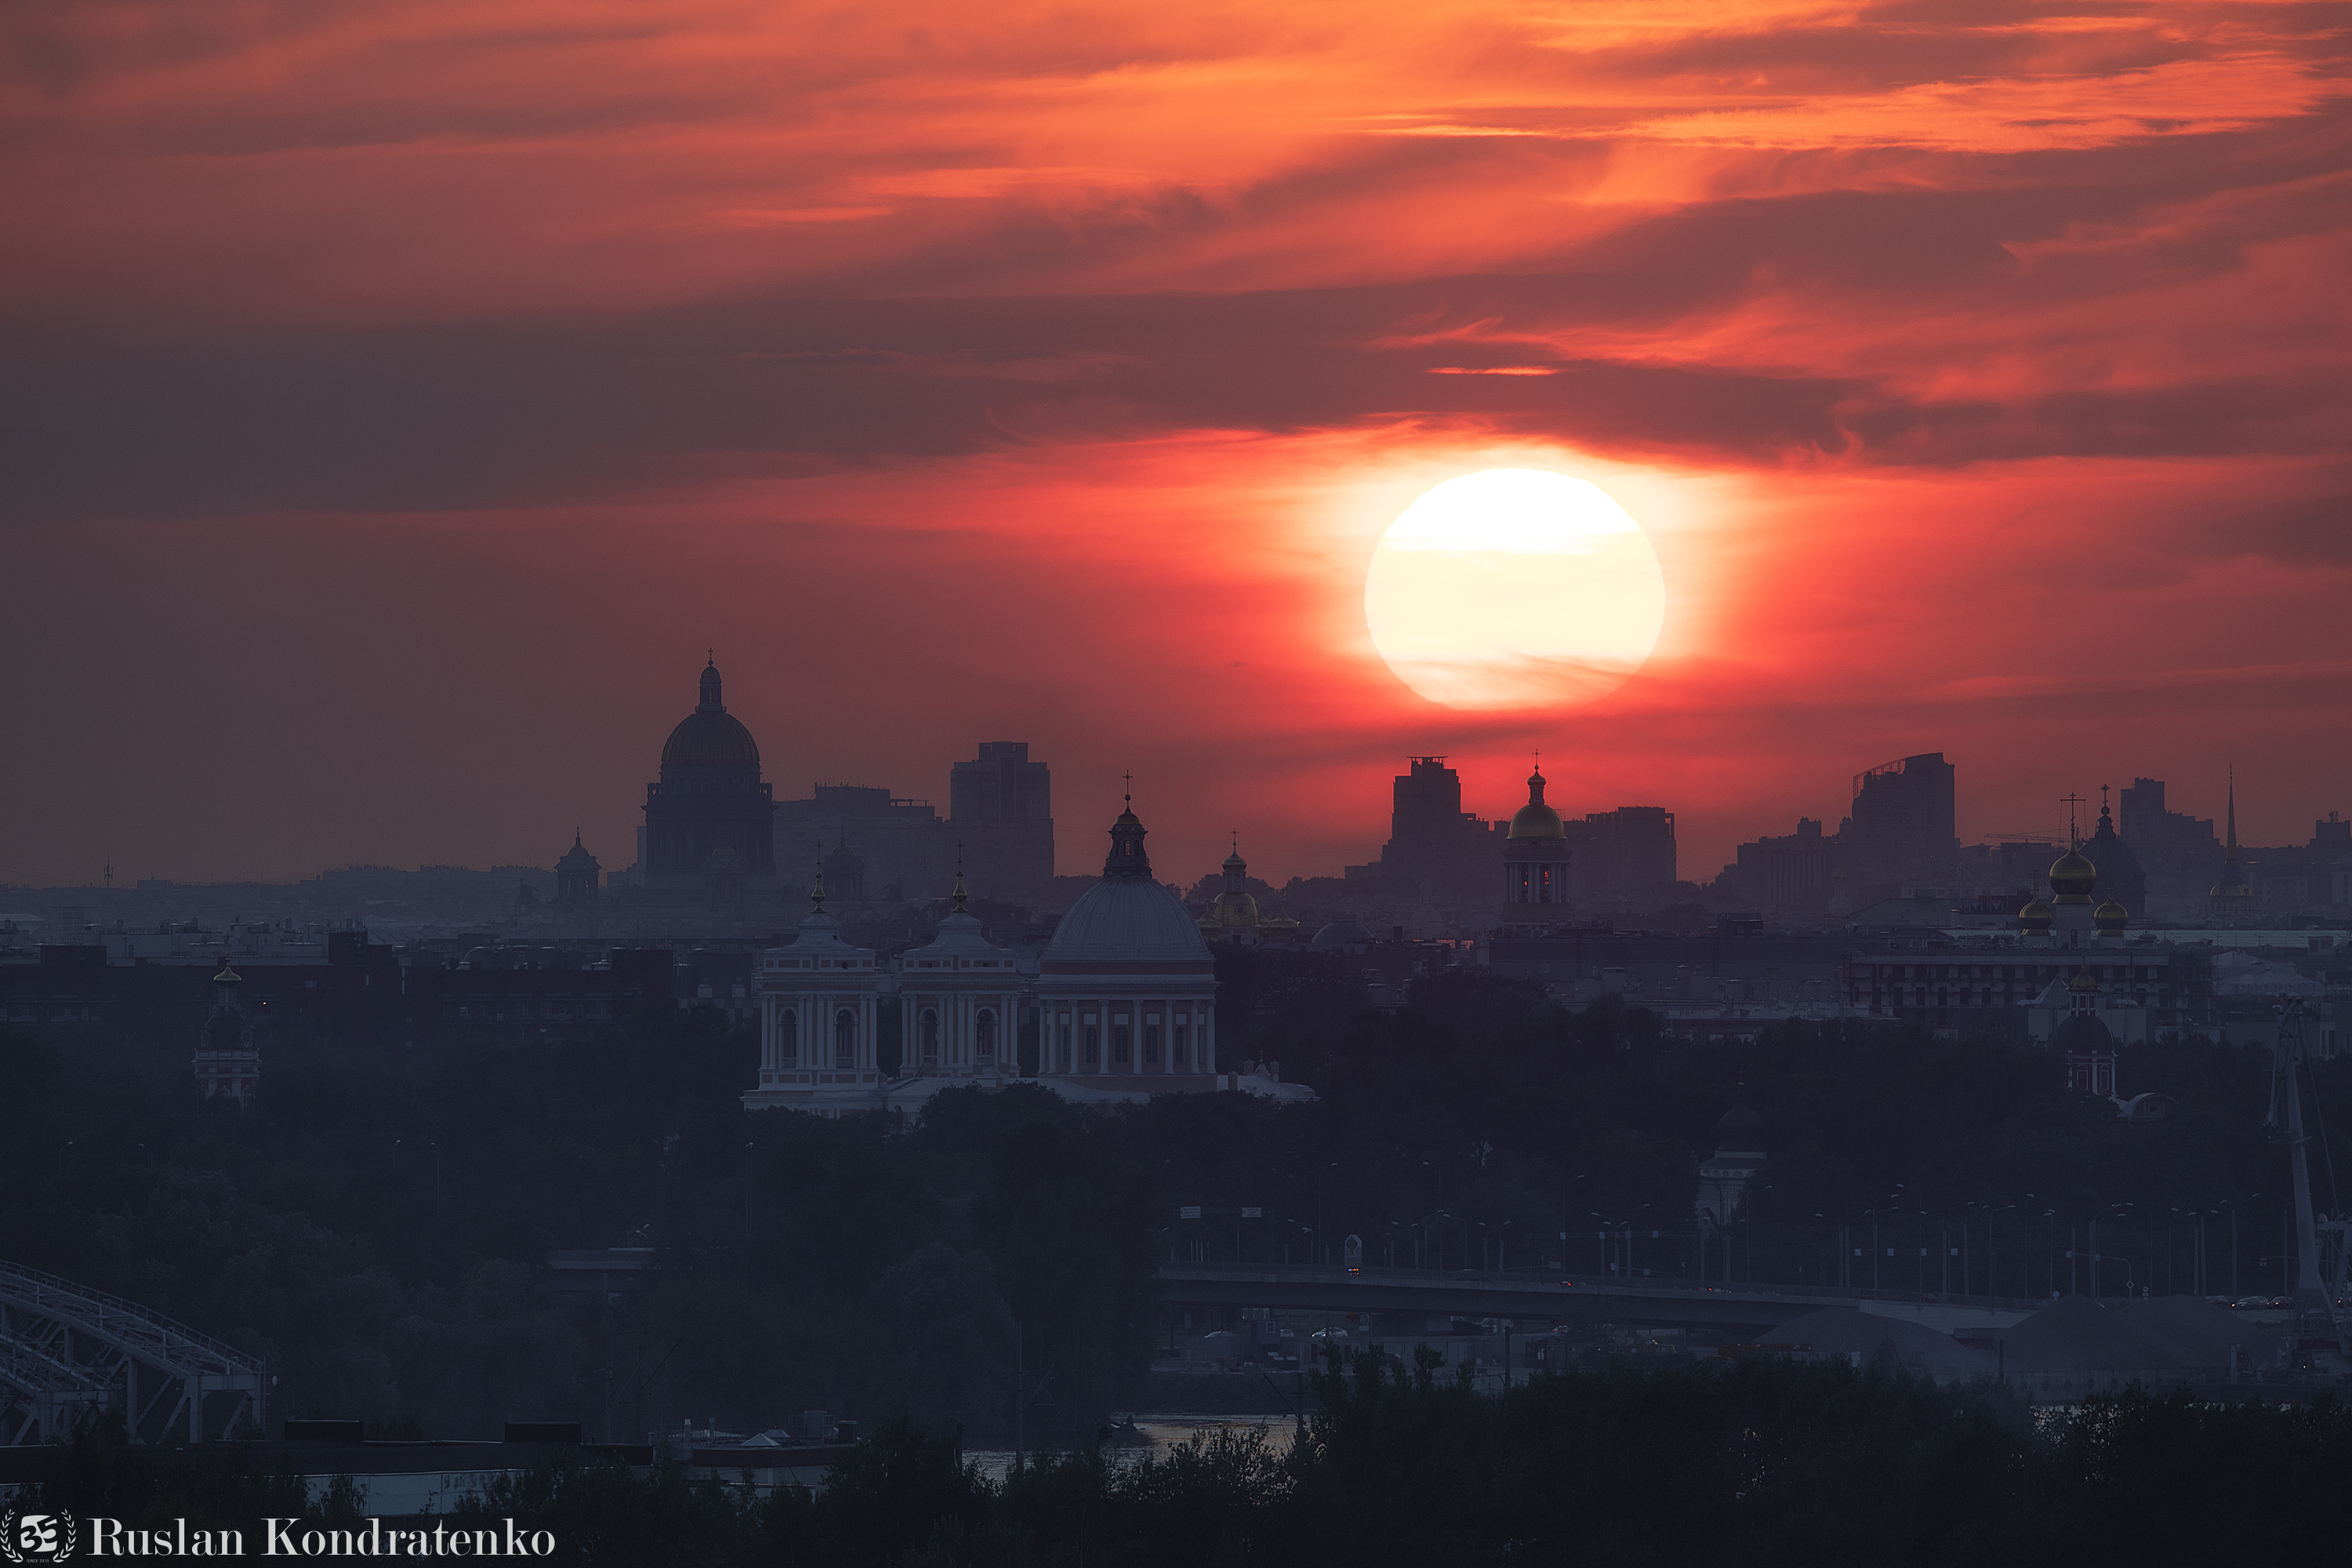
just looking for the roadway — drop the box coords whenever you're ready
[1153,1262,2037,1335]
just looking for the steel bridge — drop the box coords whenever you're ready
[1155,1262,2037,1334]
[0,1261,267,1445]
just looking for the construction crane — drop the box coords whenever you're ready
[2266,999,2350,1372]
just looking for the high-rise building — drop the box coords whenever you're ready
[1843,753,1956,897]
[775,785,952,904]
[1567,806,1677,898]
[949,742,1054,891]
[1370,757,1497,896]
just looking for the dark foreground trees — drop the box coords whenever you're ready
[34,1356,2351,1567]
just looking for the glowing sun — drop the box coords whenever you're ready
[1365,468,1666,710]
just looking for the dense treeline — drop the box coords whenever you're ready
[27,1359,2352,1565]
[4,954,2337,1439]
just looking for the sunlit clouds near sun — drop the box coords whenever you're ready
[2,0,2347,883]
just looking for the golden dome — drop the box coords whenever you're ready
[2047,846,2096,902]
[2017,895,2053,933]
[1207,889,1261,927]
[1508,769,1566,839]
[2067,964,2100,993]
[2092,898,2129,934]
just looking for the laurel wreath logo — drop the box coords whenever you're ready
[0,1508,79,1564]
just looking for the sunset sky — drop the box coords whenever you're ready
[5,0,2347,888]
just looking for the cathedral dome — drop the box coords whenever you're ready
[662,710,761,769]
[2085,808,2143,884]
[2017,895,2053,933]
[1046,801,1211,966]
[2048,845,2096,902]
[660,659,762,771]
[1508,769,1566,839]
[2052,1011,2114,1054]
[1716,1103,1763,1149]
[1049,878,1212,964]
[2093,899,2129,935]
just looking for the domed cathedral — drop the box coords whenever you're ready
[638,657,779,898]
[1501,763,1572,917]
[2018,793,2131,948]
[554,832,601,910]
[743,871,886,1117]
[1037,793,1221,1091]
[1197,837,1301,945]
[897,866,1023,1082]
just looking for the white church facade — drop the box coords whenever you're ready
[742,799,1311,1117]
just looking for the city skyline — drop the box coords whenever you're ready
[6,2,2346,887]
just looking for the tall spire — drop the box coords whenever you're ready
[2210,765,2253,904]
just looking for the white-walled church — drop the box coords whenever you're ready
[742,797,1312,1116]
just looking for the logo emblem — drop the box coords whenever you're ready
[2,1509,78,1563]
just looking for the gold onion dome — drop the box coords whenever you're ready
[2093,898,2130,934]
[2047,845,2096,902]
[1508,769,1566,839]
[2067,964,2101,993]
[2017,895,2053,932]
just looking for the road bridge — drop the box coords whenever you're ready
[1153,1263,2036,1336]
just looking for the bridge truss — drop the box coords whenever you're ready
[0,1261,267,1445]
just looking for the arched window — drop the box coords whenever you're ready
[1143,1025,1160,1065]
[1171,1022,1186,1065]
[779,1007,797,1066]
[835,1008,856,1068]
[1112,1024,1131,1064]
[920,1009,940,1066]
[976,1009,996,1062]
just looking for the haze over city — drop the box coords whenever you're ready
[7,4,2352,1562]
[7,0,2347,887]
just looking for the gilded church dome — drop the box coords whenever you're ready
[2092,898,2129,934]
[2017,895,2053,933]
[2047,846,2096,902]
[660,660,762,770]
[1508,769,1566,839]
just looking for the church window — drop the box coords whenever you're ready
[1144,1025,1160,1064]
[920,1009,939,1065]
[1113,1025,1131,1063]
[778,1009,797,1065]
[1084,1026,1099,1064]
[835,1008,856,1068]
[977,1010,996,1062]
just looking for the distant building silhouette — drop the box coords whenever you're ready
[1566,805,1677,900]
[1350,757,1497,897]
[637,659,777,899]
[555,833,600,909]
[193,963,259,1105]
[774,786,950,905]
[1844,753,1956,899]
[949,742,1054,890]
